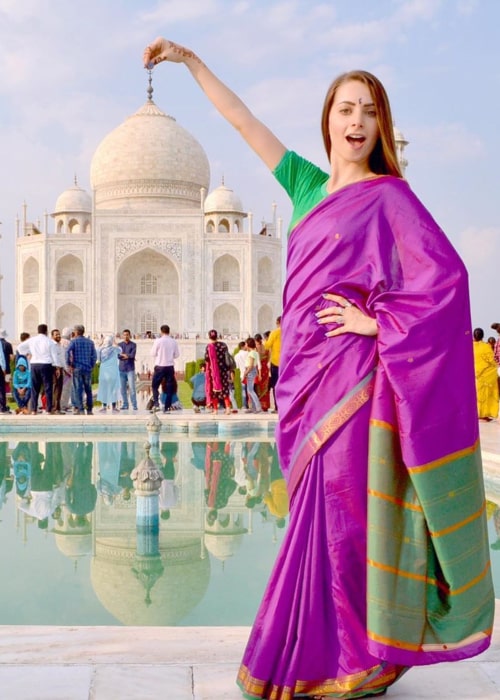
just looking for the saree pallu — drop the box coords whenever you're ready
[237,177,494,699]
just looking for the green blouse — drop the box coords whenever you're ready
[273,150,329,233]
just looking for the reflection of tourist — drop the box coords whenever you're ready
[262,444,289,527]
[66,442,97,517]
[119,442,135,500]
[0,441,13,513]
[17,443,65,529]
[204,442,237,524]
[159,442,179,520]
[12,442,32,498]
[190,441,207,471]
[96,442,122,504]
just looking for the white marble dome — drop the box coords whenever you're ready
[53,183,92,214]
[90,99,210,210]
[204,183,244,214]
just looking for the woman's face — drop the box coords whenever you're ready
[328,79,380,168]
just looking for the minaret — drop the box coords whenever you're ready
[393,124,409,176]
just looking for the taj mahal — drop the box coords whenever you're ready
[13,77,284,356]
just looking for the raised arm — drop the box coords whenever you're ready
[143,38,286,171]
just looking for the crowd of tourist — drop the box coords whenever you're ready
[0,317,282,417]
[3,316,500,424]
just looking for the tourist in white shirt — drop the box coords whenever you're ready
[234,340,249,409]
[17,324,59,414]
[50,329,66,414]
[150,324,180,412]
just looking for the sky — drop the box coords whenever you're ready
[0,0,499,337]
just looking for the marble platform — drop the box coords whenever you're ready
[0,415,499,699]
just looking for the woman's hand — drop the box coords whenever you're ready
[143,38,198,68]
[142,36,286,171]
[316,293,378,337]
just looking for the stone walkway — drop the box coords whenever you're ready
[0,415,499,699]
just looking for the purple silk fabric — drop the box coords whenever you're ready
[238,177,482,699]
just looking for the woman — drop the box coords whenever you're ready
[12,356,31,414]
[490,322,500,394]
[243,337,262,414]
[204,329,232,415]
[144,39,494,699]
[473,327,499,421]
[254,333,270,411]
[96,335,121,413]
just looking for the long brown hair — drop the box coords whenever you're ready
[321,70,402,178]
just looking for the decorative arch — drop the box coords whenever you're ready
[206,219,215,233]
[257,304,274,334]
[56,254,84,291]
[83,219,91,234]
[23,257,39,293]
[258,256,274,294]
[68,218,81,234]
[213,254,240,292]
[56,303,83,330]
[218,218,230,233]
[22,304,39,335]
[213,303,240,336]
[117,248,179,335]
[56,219,64,234]
[233,219,242,233]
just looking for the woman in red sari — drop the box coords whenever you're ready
[204,329,232,415]
[144,38,494,700]
[254,333,271,412]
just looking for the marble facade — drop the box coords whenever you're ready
[14,96,283,364]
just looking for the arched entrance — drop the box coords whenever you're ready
[117,249,180,335]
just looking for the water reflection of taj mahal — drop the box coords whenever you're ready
[10,435,288,626]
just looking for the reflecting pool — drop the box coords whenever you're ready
[1,436,499,628]
[0,436,288,627]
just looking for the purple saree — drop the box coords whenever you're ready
[237,177,494,699]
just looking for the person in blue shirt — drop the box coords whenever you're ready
[190,362,206,412]
[66,325,97,416]
[118,329,138,411]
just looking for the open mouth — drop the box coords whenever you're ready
[346,135,366,146]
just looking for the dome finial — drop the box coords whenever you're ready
[74,174,78,186]
[147,68,154,102]
[221,174,224,186]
